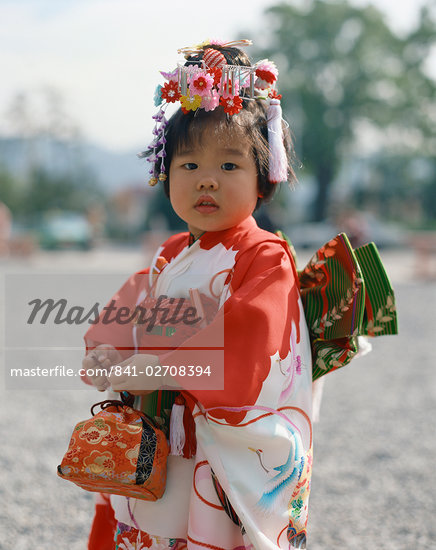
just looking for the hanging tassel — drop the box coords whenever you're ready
[267,98,288,184]
[170,394,186,456]
[182,402,197,458]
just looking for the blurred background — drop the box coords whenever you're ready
[1,1,436,549]
[0,0,435,258]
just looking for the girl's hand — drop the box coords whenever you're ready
[82,344,123,391]
[107,353,177,395]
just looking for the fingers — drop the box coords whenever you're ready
[108,354,145,392]
[94,345,123,366]
[93,375,111,392]
[106,371,129,392]
[95,355,113,370]
[107,370,150,393]
[82,355,96,370]
[84,349,111,391]
[107,354,179,394]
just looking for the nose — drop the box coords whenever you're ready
[196,176,218,191]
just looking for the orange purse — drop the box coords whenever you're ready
[57,393,169,501]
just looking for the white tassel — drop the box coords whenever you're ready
[267,98,288,184]
[169,395,185,456]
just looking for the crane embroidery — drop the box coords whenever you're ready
[249,426,305,513]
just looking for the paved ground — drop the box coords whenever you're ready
[0,245,435,549]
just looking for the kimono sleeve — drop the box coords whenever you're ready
[160,241,302,422]
[84,269,150,359]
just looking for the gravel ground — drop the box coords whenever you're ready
[0,246,435,550]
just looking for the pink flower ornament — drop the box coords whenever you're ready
[189,72,214,96]
[201,90,220,112]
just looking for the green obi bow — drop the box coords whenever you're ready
[277,232,398,381]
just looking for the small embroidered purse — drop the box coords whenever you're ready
[57,393,169,501]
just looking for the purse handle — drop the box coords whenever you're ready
[90,391,135,416]
[90,391,161,431]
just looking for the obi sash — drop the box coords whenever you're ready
[277,231,398,380]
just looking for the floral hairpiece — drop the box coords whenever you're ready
[143,39,287,186]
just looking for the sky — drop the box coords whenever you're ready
[0,0,432,152]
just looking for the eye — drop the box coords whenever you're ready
[183,163,198,170]
[221,162,237,171]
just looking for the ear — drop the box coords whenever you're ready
[257,176,263,198]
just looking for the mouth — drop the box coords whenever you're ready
[194,196,219,213]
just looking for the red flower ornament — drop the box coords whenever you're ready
[161,80,181,103]
[219,95,243,115]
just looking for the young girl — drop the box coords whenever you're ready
[80,39,396,550]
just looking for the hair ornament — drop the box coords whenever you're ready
[190,72,214,96]
[203,48,227,68]
[160,69,178,81]
[255,59,278,89]
[177,39,253,59]
[141,107,169,185]
[142,39,286,186]
[267,99,288,184]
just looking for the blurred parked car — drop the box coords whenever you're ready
[283,222,338,250]
[39,212,93,250]
[284,215,407,251]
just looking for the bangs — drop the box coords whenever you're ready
[171,107,251,154]
[168,104,270,175]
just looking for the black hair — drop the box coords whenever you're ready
[140,44,296,210]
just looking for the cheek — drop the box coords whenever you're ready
[231,186,258,217]
[169,187,183,211]
[169,181,190,219]
[168,170,181,201]
[246,177,261,209]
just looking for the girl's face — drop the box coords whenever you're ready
[169,130,259,239]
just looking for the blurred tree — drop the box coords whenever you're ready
[4,87,81,142]
[1,87,104,222]
[5,92,35,138]
[19,166,101,218]
[0,166,20,212]
[255,0,436,221]
[349,153,433,225]
[0,164,102,225]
